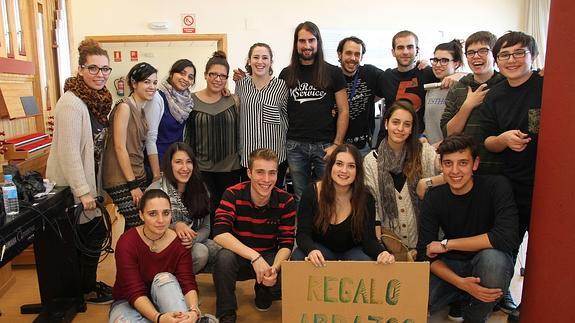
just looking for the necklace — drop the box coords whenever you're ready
[141,226,166,252]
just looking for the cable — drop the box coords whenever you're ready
[68,196,114,262]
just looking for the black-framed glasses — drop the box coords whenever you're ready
[465,48,491,58]
[430,57,452,66]
[207,72,228,80]
[81,64,112,75]
[497,50,530,61]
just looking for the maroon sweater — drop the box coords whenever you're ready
[112,228,198,305]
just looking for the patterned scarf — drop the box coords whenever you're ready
[158,79,194,124]
[64,76,112,126]
[376,139,421,231]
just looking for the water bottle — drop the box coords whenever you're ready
[2,174,19,221]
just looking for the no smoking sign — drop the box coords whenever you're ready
[181,13,196,33]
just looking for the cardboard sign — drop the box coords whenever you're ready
[282,261,429,323]
[181,13,196,33]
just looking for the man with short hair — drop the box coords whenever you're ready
[376,31,437,145]
[440,31,506,175]
[480,32,543,320]
[279,21,349,201]
[212,149,296,323]
[417,134,519,322]
[376,30,460,146]
[336,36,385,156]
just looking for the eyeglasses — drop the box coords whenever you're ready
[497,50,530,61]
[430,57,452,66]
[465,48,491,58]
[207,72,228,80]
[81,64,112,75]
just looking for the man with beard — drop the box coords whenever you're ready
[376,30,460,146]
[278,21,349,201]
[336,36,385,156]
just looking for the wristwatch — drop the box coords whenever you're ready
[441,239,449,251]
[425,178,433,190]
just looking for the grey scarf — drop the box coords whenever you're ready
[158,79,194,124]
[376,139,421,231]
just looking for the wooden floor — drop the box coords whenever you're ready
[0,213,524,322]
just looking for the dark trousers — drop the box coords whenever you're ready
[201,170,242,236]
[213,248,281,317]
[77,216,107,294]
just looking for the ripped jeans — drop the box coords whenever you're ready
[108,272,189,323]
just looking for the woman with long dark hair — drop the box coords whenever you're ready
[103,62,158,229]
[364,100,442,251]
[145,59,196,180]
[292,144,394,266]
[109,189,208,322]
[46,39,113,304]
[148,142,220,273]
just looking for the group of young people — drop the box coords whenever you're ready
[45,18,542,323]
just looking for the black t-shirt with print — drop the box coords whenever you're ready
[279,63,347,142]
[376,66,438,146]
[480,73,543,194]
[344,64,385,147]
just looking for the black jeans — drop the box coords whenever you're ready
[213,248,281,317]
[77,216,107,293]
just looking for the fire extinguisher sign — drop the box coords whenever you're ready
[181,13,196,33]
[113,51,122,62]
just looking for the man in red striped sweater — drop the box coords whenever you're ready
[212,148,296,323]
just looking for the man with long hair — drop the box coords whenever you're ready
[279,21,349,202]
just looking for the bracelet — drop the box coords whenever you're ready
[127,179,139,190]
[156,312,165,323]
[189,305,201,317]
[251,254,262,264]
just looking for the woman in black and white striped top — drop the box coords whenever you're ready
[235,43,289,187]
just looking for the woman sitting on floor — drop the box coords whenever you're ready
[291,144,395,266]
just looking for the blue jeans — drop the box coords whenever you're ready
[291,243,373,261]
[428,249,514,323]
[108,272,188,322]
[286,140,330,201]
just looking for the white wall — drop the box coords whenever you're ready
[69,0,526,81]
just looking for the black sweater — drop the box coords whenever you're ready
[417,175,520,262]
[296,183,384,259]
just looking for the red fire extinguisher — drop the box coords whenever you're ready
[114,77,125,96]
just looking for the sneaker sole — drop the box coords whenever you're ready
[85,299,114,305]
[255,305,271,312]
[447,315,464,322]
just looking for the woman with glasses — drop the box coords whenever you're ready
[103,62,158,230]
[145,59,196,182]
[46,39,113,304]
[235,43,289,188]
[185,51,241,223]
[424,39,464,145]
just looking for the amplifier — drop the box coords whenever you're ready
[0,203,43,267]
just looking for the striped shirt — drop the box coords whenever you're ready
[213,181,296,252]
[236,76,288,167]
